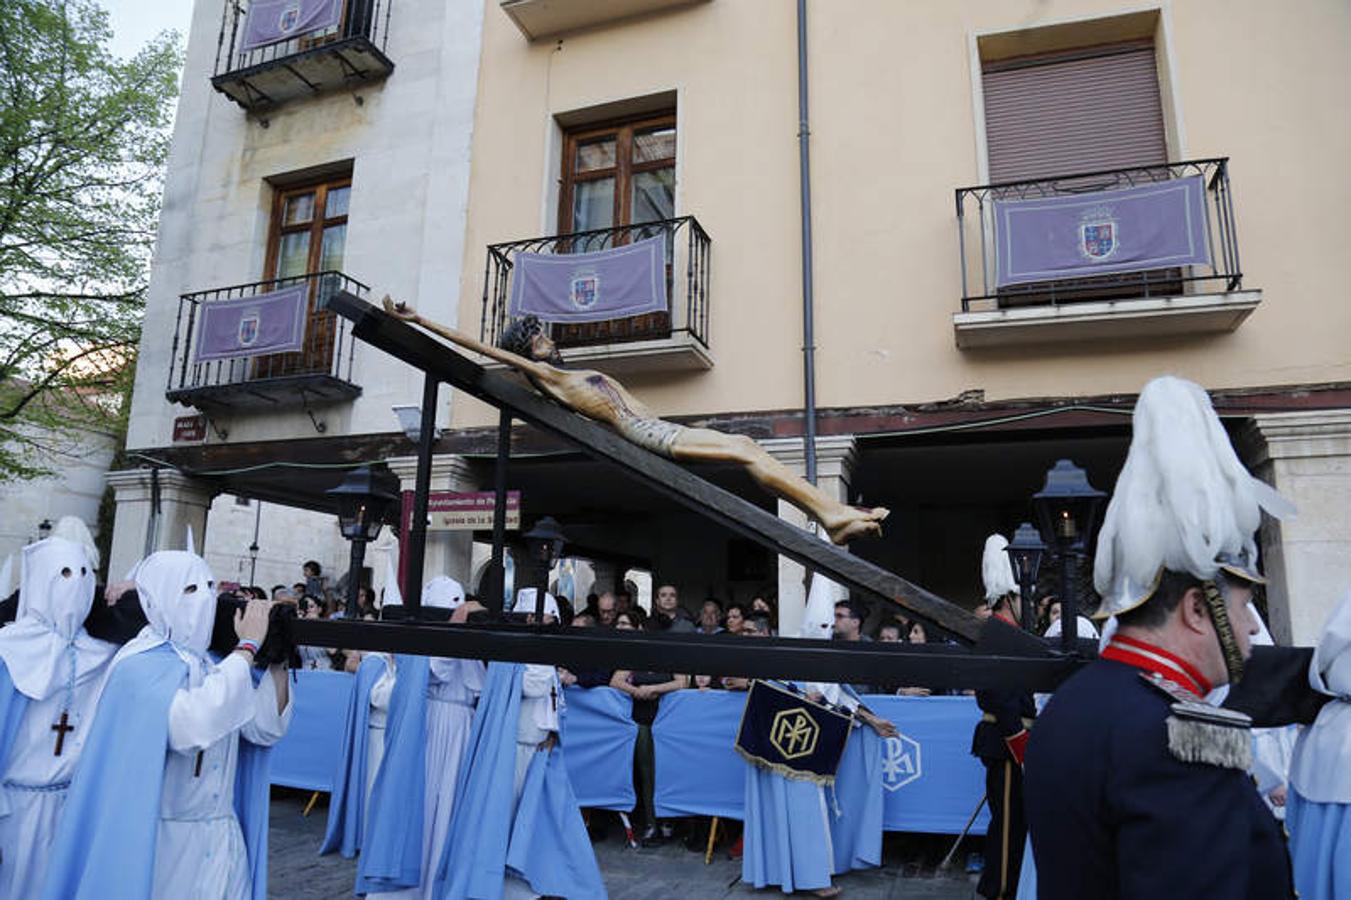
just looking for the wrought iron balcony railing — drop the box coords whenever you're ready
[165,271,365,412]
[482,216,711,355]
[956,158,1242,312]
[212,0,395,113]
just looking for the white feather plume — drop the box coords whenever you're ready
[981,533,1018,604]
[1093,376,1295,616]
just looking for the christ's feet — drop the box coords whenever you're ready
[825,506,889,545]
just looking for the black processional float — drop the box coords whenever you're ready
[287,292,1091,692]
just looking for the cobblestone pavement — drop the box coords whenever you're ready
[269,791,984,899]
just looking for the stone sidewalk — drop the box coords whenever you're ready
[268,790,983,899]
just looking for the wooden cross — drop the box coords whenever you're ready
[194,750,205,777]
[51,711,74,757]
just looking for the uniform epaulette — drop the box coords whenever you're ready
[1137,673,1253,770]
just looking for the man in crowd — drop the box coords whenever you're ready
[649,582,695,632]
[1025,375,1297,899]
[44,550,292,899]
[971,533,1034,900]
[833,598,869,642]
[697,597,724,634]
[595,591,618,627]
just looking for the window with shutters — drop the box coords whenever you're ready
[982,41,1167,184]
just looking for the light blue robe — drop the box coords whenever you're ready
[435,661,605,900]
[1288,789,1351,900]
[39,645,271,900]
[321,653,388,859]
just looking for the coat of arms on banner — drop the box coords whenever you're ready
[881,732,922,791]
[278,3,302,33]
[237,310,262,347]
[1079,207,1118,261]
[569,270,600,311]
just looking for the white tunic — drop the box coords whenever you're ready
[371,657,484,900]
[0,673,105,897]
[365,655,396,810]
[151,654,292,900]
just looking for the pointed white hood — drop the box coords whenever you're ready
[0,537,115,700]
[799,528,847,639]
[113,551,218,681]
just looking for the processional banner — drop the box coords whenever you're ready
[993,176,1210,287]
[193,284,308,362]
[734,680,854,785]
[241,0,344,52]
[507,235,668,324]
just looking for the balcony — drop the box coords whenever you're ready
[482,216,712,374]
[211,0,395,114]
[166,271,365,412]
[501,0,709,41]
[953,158,1260,349]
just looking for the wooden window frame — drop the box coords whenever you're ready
[263,177,351,281]
[558,111,676,235]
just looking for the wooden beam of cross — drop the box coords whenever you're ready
[327,291,1043,654]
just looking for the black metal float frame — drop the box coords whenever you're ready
[288,292,1083,690]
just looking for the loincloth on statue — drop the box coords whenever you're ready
[614,415,682,458]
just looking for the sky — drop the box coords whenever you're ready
[97,0,194,60]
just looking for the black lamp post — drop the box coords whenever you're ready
[37,519,53,541]
[247,540,260,586]
[1006,521,1046,634]
[519,516,566,622]
[1032,459,1105,653]
[327,464,401,618]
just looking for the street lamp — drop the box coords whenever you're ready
[247,540,260,586]
[327,464,401,617]
[1006,521,1046,633]
[37,519,53,541]
[519,516,566,622]
[1032,459,1105,653]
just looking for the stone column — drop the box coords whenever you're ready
[106,468,216,580]
[761,436,859,638]
[386,454,479,593]
[1244,410,1351,645]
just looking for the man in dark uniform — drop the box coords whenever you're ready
[972,534,1035,900]
[1024,375,1297,900]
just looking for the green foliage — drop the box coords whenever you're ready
[0,0,181,481]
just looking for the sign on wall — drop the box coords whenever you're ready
[172,415,207,444]
[399,490,522,534]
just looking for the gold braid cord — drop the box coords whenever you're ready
[1201,580,1245,685]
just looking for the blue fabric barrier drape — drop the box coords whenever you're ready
[652,690,748,820]
[560,686,637,811]
[270,670,352,792]
[273,679,987,835]
[864,695,990,835]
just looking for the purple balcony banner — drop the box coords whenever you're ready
[194,284,309,362]
[993,176,1211,288]
[508,235,668,324]
[241,0,344,52]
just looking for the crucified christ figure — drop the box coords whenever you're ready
[383,298,889,544]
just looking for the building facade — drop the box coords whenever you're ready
[113,0,1351,643]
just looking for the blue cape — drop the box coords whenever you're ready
[320,654,388,858]
[40,646,271,900]
[436,662,605,900]
[355,654,430,893]
[234,664,275,900]
[0,658,31,816]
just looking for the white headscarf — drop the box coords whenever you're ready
[1092,376,1295,618]
[421,576,464,611]
[0,537,114,700]
[981,534,1018,606]
[512,588,559,619]
[1288,590,1351,803]
[114,551,218,683]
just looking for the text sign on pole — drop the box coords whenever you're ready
[400,490,521,534]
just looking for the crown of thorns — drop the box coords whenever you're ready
[499,315,545,357]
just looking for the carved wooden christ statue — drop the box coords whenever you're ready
[383,298,889,544]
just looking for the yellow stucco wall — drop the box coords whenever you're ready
[451,0,1351,429]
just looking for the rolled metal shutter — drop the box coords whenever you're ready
[983,45,1168,184]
